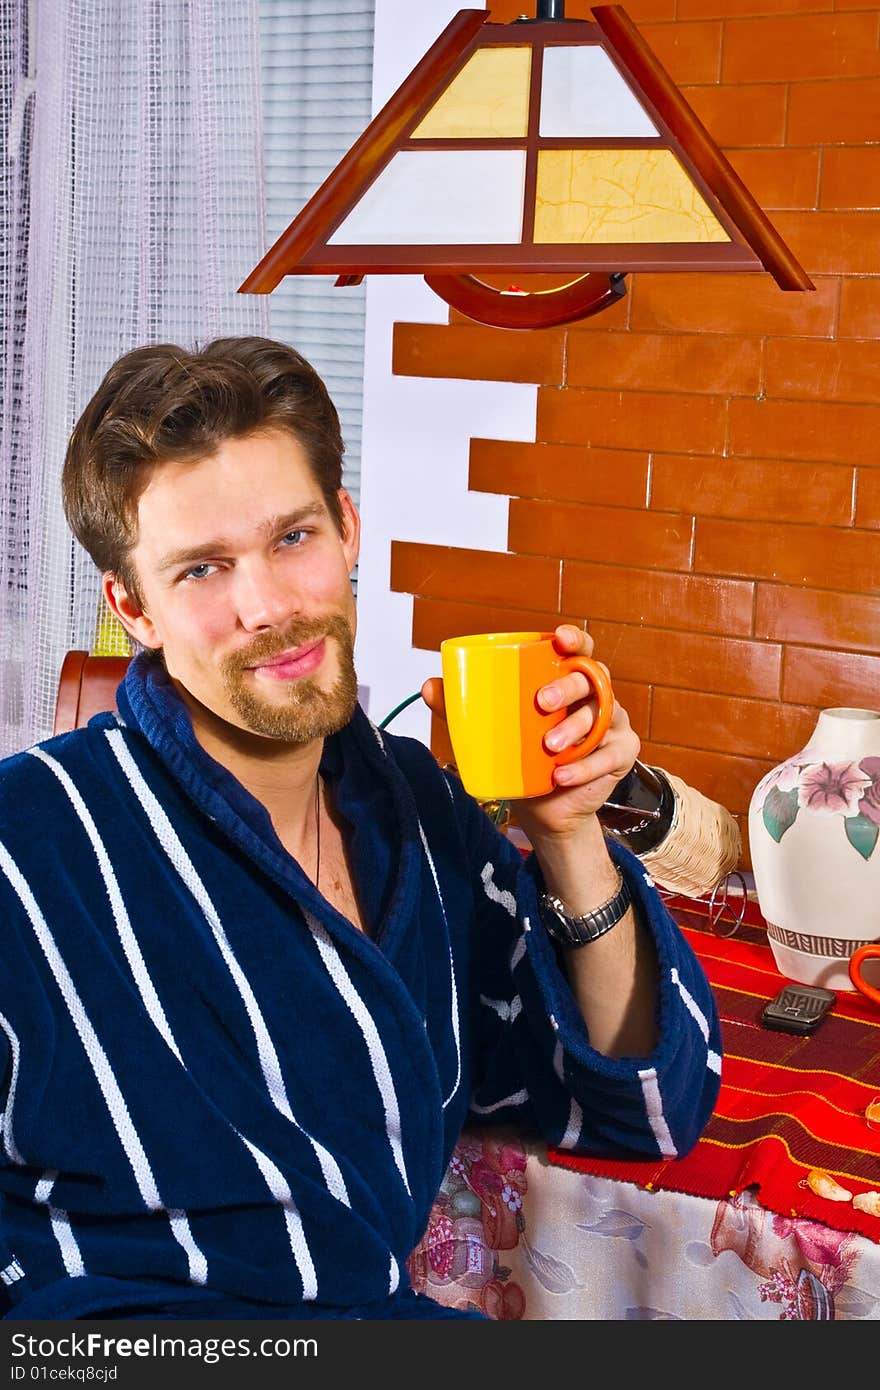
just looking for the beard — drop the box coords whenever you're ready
[219,612,358,744]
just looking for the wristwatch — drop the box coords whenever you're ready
[539,870,632,948]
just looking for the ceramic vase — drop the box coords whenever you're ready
[748,707,880,991]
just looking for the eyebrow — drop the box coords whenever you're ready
[154,504,327,574]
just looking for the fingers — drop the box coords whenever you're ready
[546,700,639,778]
[420,676,446,720]
[553,717,641,789]
[539,670,594,715]
[540,628,602,714]
[551,623,594,658]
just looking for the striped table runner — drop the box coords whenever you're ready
[548,900,880,1243]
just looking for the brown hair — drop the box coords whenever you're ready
[62,336,345,601]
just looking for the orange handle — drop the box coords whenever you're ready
[550,656,615,765]
[849,944,880,1006]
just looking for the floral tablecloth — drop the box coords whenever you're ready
[408,1128,880,1320]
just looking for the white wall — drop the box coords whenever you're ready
[354,0,537,742]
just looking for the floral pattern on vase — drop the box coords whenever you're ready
[756,754,880,862]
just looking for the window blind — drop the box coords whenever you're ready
[259,0,375,514]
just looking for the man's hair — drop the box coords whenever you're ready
[62,336,345,601]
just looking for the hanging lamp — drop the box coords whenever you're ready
[240,2,813,329]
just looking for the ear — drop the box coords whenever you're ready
[338,488,360,575]
[101,572,162,651]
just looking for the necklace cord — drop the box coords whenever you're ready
[314,776,321,890]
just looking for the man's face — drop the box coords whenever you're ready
[106,428,360,747]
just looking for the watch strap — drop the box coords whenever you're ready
[539,870,632,948]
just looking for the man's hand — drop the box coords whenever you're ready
[421,624,640,840]
[424,625,656,1059]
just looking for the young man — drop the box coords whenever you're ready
[0,337,721,1320]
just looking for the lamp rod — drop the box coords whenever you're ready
[536,0,566,17]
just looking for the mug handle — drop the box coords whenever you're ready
[550,656,615,765]
[849,944,880,1006]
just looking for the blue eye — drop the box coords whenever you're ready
[184,562,215,581]
[279,530,306,547]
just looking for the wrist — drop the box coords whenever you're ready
[539,869,632,948]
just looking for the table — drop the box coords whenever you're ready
[408,900,880,1320]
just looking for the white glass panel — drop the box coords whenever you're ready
[540,45,658,138]
[328,150,526,244]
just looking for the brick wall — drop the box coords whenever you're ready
[388,0,880,868]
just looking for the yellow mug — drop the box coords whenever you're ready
[439,631,614,801]
[848,944,880,1007]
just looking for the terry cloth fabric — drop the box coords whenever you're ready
[548,899,880,1244]
[0,654,721,1319]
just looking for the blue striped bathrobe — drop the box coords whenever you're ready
[0,656,721,1319]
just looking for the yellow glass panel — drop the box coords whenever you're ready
[92,600,131,657]
[412,47,531,140]
[534,149,730,244]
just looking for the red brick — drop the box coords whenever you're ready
[537,387,727,454]
[392,323,565,386]
[411,599,587,654]
[629,272,837,336]
[390,542,561,611]
[567,332,761,396]
[756,584,880,653]
[729,397,880,467]
[508,499,693,569]
[839,278,880,338]
[727,148,820,212]
[682,83,786,148]
[722,14,880,84]
[770,211,880,276]
[614,680,653,739]
[639,21,723,83]
[821,148,880,212]
[739,816,757,871]
[764,338,880,405]
[562,561,753,635]
[696,517,880,594]
[782,646,880,708]
[587,620,782,698]
[788,77,880,145]
[856,470,880,530]
[639,740,773,817]
[469,440,649,508]
[678,0,819,15]
[622,0,677,18]
[651,454,854,527]
[651,688,818,762]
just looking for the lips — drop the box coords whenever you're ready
[249,638,326,681]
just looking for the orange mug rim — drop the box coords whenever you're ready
[440,631,554,651]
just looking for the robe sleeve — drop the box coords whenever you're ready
[443,769,723,1161]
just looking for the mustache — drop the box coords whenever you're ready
[222,614,353,675]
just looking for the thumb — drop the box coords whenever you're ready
[421,676,447,721]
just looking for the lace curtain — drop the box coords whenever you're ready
[0,0,270,757]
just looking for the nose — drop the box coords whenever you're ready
[233,558,300,632]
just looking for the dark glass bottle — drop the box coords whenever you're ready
[597,760,677,857]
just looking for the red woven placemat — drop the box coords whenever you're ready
[547,898,880,1241]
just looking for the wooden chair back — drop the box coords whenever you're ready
[53,651,131,734]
